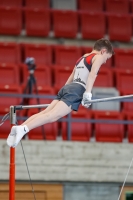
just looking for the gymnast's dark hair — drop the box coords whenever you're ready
[93,38,114,55]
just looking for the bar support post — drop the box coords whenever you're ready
[9,106,16,200]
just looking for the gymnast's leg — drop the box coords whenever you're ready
[12,100,72,147]
[7,100,59,147]
[22,99,59,125]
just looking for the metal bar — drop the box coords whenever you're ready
[9,106,16,200]
[15,104,49,110]
[89,94,133,103]
[13,94,133,111]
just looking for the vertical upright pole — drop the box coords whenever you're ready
[9,146,15,200]
[9,106,16,200]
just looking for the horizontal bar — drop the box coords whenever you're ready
[89,94,133,103]
[15,104,49,110]
[14,94,133,110]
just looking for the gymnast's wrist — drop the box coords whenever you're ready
[84,92,92,97]
[83,92,92,100]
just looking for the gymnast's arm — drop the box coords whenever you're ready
[65,67,76,85]
[85,55,104,93]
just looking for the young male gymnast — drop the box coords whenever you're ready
[7,38,114,148]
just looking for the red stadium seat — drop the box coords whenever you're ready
[127,112,133,142]
[25,0,50,8]
[0,42,20,64]
[22,43,52,65]
[0,85,22,112]
[52,10,78,38]
[94,68,114,87]
[130,0,133,13]
[0,7,22,35]
[0,63,20,85]
[54,66,73,92]
[122,90,133,112]
[114,48,133,69]
[80,12,105,40]
[0,0,22,6]
[107,13,132,42]
[94,111,124,142]
[27,108,58,140]
[115,68,133,92]
[62,108,92,141]
[105,0,129,14]
[54,45,82,66]
[81,46,93,55]
[78,0,103,11]
[29,86,55,106]
[24,8,50,37]
[0,109,11,139]
[102,59,113,68]
[20,84,55,110]
[22,64,52,87]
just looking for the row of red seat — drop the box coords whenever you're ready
[0,107,133,142]
[0,42,133,68]
[0,0,49,8]
[1,0,133,14]
[78,0,133,13]
[0,7,133,41]
[0,63,133,93]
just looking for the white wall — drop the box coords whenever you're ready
[0,140,133,182]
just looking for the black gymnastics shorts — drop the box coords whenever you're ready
[55,83,85,111]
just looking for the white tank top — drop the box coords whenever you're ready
[73,53,96,89]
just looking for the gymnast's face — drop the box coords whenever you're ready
[101,49,112,64]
